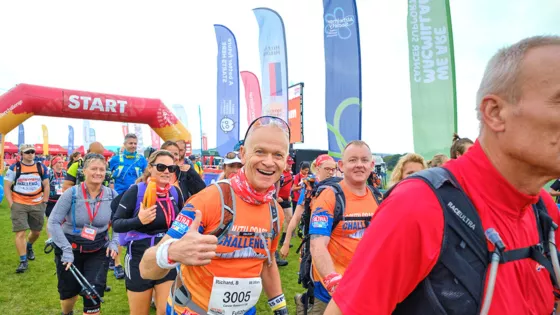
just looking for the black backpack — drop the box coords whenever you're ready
[297,177,383,312]
[13,161,45,194]
[389,167,559,315]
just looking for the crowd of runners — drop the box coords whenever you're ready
[4,35,560,315]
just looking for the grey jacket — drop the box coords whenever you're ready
[47,185,119,263]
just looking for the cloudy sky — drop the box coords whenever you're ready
[0,0,557,154]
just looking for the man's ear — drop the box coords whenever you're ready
[239,145,246,164]
[479,95,507,132]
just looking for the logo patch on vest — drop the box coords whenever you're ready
[447,201,476,230]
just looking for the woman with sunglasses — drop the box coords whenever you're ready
[47,153,119,315]
[160,141,206,202]
[217,151,243,180]
[112,150,184,315]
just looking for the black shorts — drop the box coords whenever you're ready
[55,248,109,300]
[125,237,177,292]
[45,200,57,217]
[279,199,291,209]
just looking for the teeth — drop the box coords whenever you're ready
[258,169,274,176]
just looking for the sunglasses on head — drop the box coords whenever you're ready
[23,150,36,154]
[225,151,240,159]
[151,163,178,173]
[243,115,291,140]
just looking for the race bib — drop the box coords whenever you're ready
[55,183,63,195]
[81,225,98,241]
[207,277,262,315]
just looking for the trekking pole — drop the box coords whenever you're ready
[480,228,506,315]
[69,265,104,305]
[547,222,560,287]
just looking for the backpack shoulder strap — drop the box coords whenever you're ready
[315,183,345,231]
[169,186,180,205]
[135,183,146,215]
[14,161,22,182]
[207,181,235,239]
[71,185,79,233]
[269,199,281,240]
[36,162,44,178]
[366,185,384,205]
[406,167,489,300]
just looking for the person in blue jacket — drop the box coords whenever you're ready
[109,133,148,195]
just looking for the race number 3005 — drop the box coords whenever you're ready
[223,291,251,304]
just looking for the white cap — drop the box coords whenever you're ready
[224,151,242,165]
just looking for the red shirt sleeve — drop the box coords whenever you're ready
[332,179,444,315]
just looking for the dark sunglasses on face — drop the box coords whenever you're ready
[23,150,35,154]
[225,151,240,159]
[151,163,178,173]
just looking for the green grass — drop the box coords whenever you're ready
[0,198,302,314]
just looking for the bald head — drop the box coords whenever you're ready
[88,142,105,154]
[244,125,289,153]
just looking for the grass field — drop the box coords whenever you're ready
[0,198,303,315]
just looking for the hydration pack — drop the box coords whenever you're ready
[389,167,559,315]
[297,177,382,312]
[13,161,45,195]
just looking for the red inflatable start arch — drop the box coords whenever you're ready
[0,83,192,170]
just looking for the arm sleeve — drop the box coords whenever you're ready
[41,164,49,180]
[47,189,75,262]
[297,188,306,205]
[167,187,222,239]
[182,167,207,196]
[112,185,143,233]
[4,165,16,182]
[64,163,78,182]
[332,179,444,315]
[308,189,336,237]
[108,156,117,172]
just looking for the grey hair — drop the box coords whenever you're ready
[476,35,560,121]
[124,133,138,143]
[83,153,106,169]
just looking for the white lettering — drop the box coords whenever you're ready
[66,95,127,113]
[89,98,105,111]
[68,95,80,109]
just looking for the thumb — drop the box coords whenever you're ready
[187,210,202,234]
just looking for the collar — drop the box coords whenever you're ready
[446,140,539,219]
[123,150,136,159]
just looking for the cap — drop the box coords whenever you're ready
[19,144,35,153]
[188,155,197,161]
[287,156,294,165]
[224,152,242,165]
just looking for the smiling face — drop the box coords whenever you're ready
[148,155,175,187]
[124,136,137,153]
[338,143,374,185]
[240,125,289,193]
[83,158,107,186]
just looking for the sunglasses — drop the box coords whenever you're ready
[243,115,291,141]
[23,150,36,154]
[225,151,240,159]
[151,163,178,173]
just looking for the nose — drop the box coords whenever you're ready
[261,154,275,167]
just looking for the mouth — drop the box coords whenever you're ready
[257,169,275,176]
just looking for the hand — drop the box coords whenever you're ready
[279,242,290,259]
[63,261,73,271]
[138,203,157,225]
[106,247,118,260]
[168,210,218,266]
[277,197,283,203]
[179,164,191,172]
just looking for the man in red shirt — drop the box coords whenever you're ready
[326,36,560,315]
[278,156,295,247]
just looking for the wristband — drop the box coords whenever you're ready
[268,294,287,311]
[156,238,180,269]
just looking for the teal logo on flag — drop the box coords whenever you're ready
[325,7,355,39]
